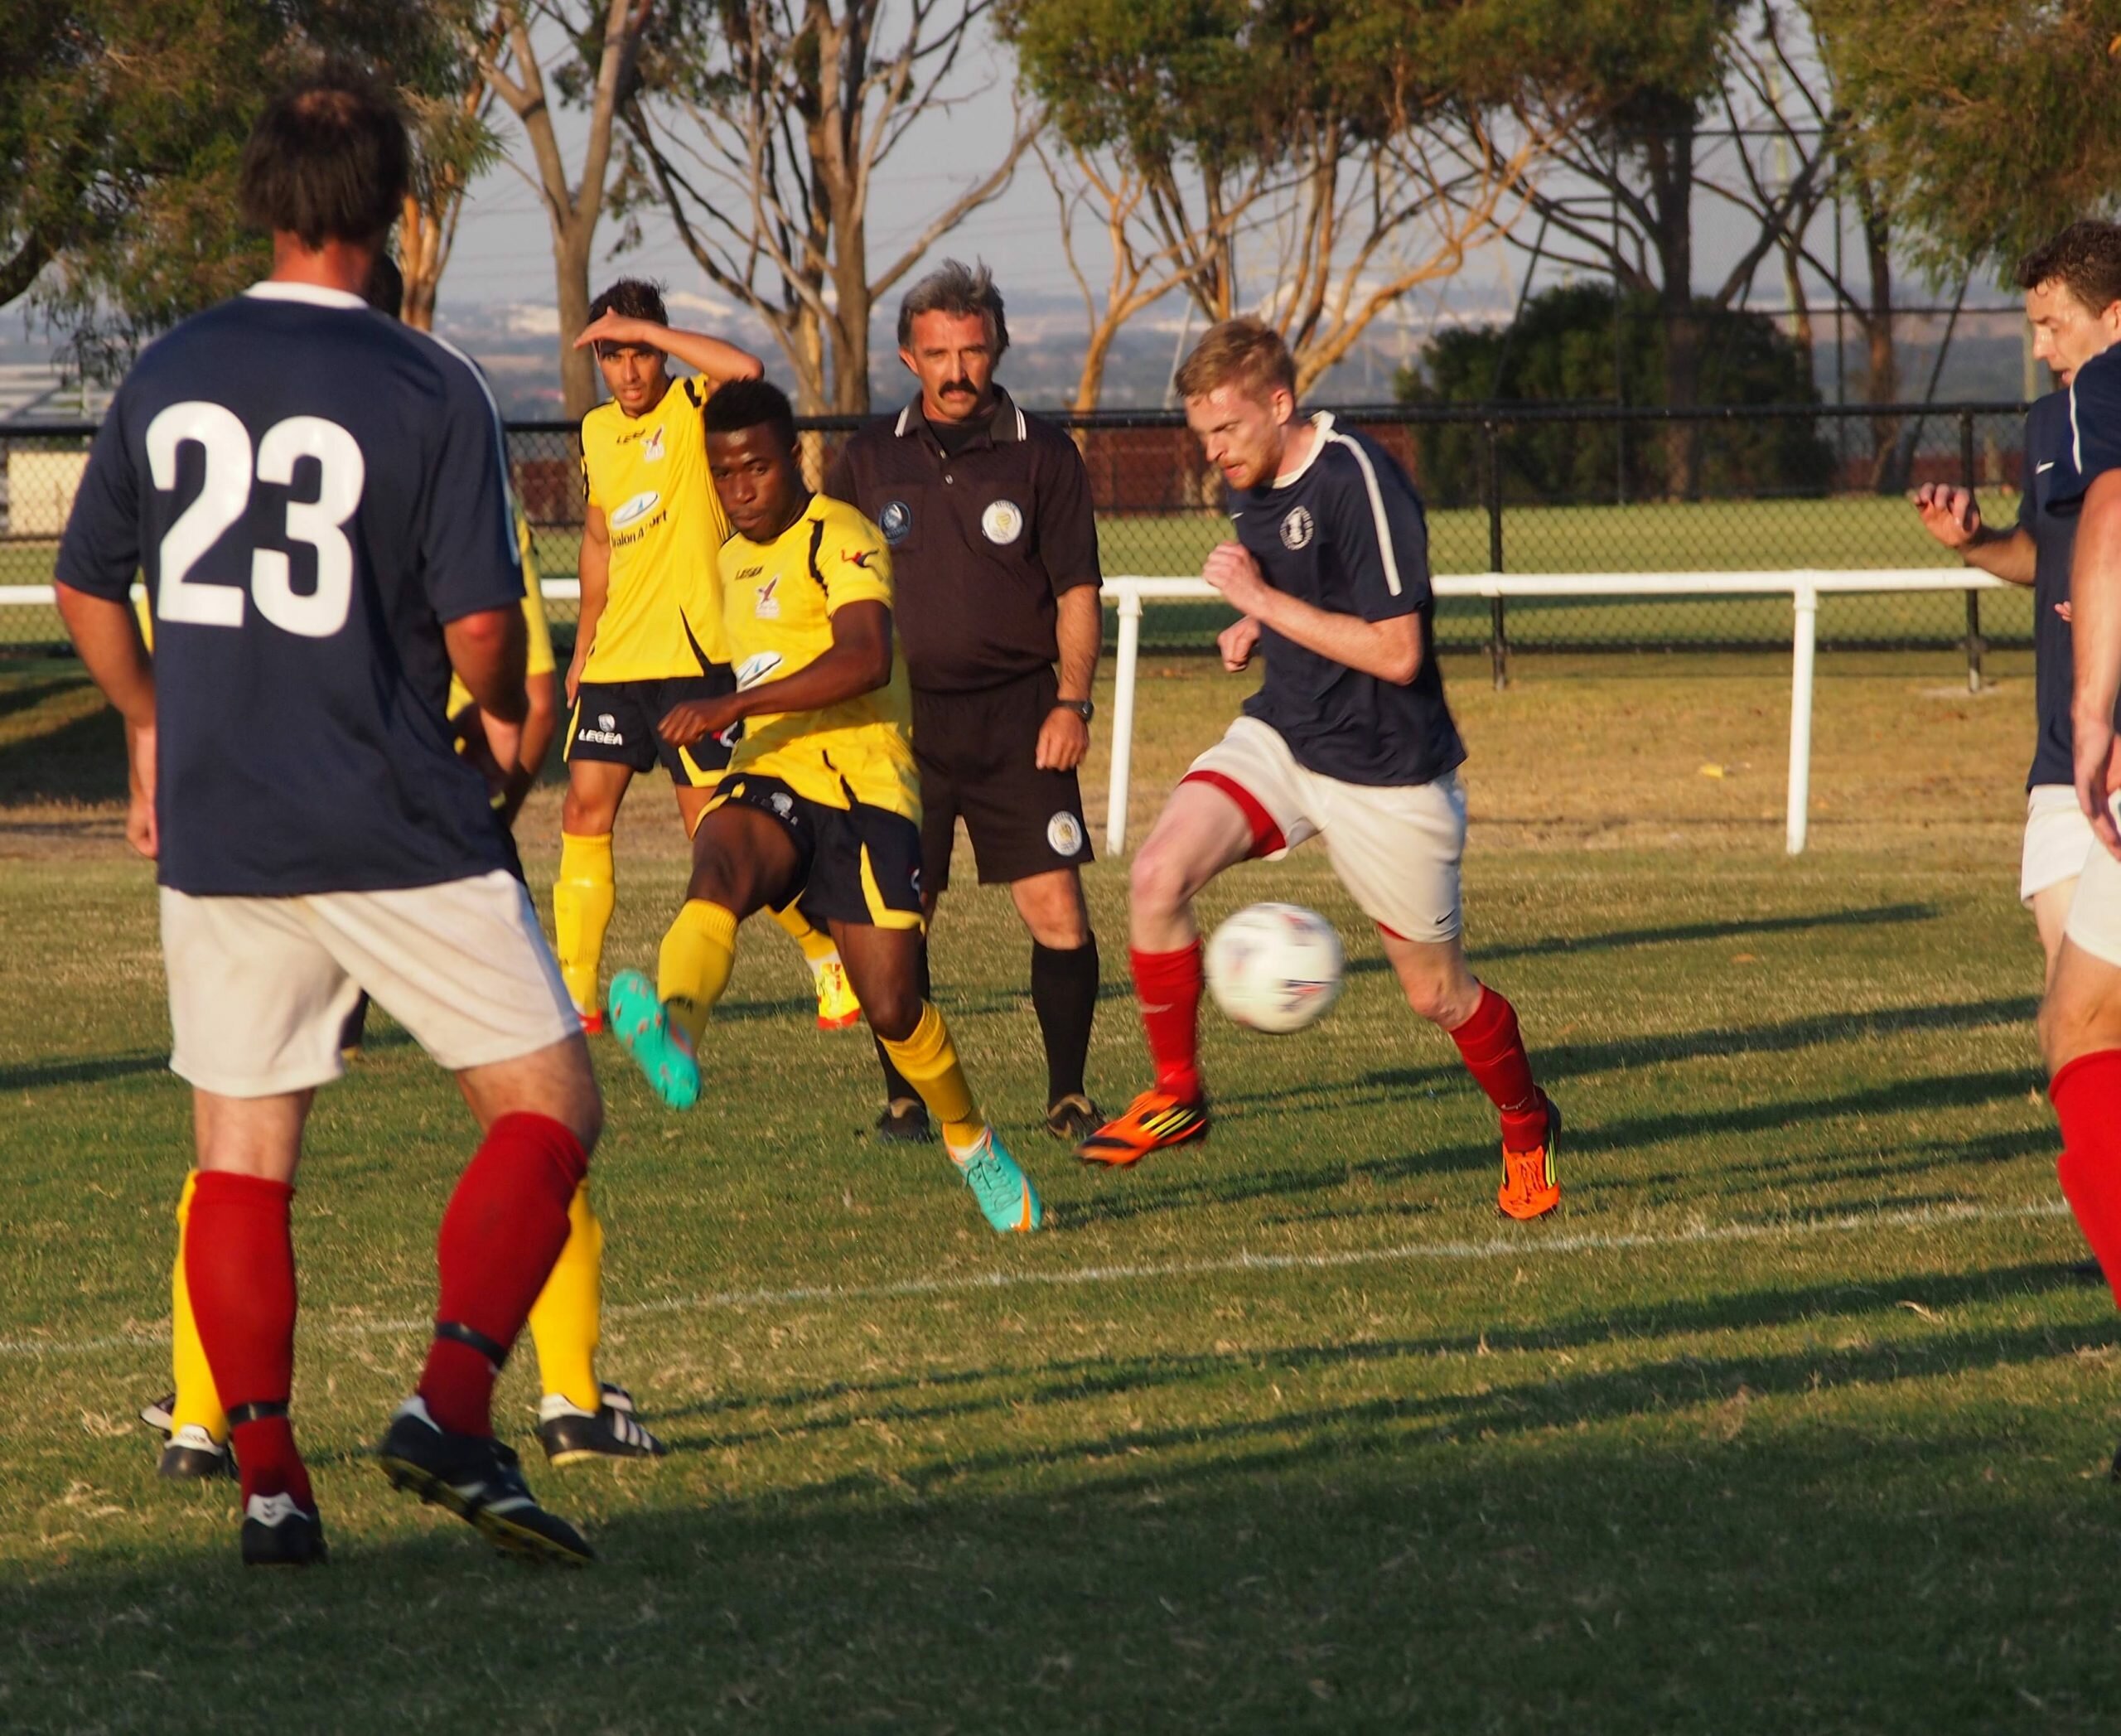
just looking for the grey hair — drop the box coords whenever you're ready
[896,259,1009,357]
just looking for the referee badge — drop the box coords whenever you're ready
[981,499,1025,545]
[879,500,913,544]
[1280,505,1315,549]
[1046,811,1085,857]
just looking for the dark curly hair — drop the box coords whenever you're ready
[2017,221,2121,317]
[702,377,798,453]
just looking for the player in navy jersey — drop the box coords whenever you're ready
[1916,224,2121,982]
[1075,320,1561,1220]
[55,72,601,1567]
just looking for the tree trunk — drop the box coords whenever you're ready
[555,226,597,423]
[1782,242,1813,392]
[1862,202,1898,489]
[1073,319,1120,413]
[1643,121,1699,500]
[831,209,872,413]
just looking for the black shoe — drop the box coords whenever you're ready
[159,1423,234,1480]
[2072,1258,2105,1285]
[239,1492,328,1566]
[140,1391,176,1435]
[537,1384,668,1464]
[1043,1093,1103,1143]
[377,1397,594,1564]
[874,1098,935,1145]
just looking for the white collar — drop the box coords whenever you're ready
[1272,411,1333,489]
[244,281,369,311]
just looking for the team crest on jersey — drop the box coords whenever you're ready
[1280,505,1315,550]
[1046,811,1085,857]
[981,500,1025,545]
[642,426,666,462]
[755,575,781,618]
[611,489,662,529]
[879,500,912,544]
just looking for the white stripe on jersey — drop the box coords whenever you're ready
[2072,377,2084,476]
[1322,426,1404,597]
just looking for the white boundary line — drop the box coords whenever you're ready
[0,1197,2074,1361]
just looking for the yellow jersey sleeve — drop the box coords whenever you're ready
[449,514,553,715]
[814,501,892,615]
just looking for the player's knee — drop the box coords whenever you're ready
[1400,968,1477,1028]
[1129,838,1194,920]
[864,980,923,1042]
[561,786,612,836]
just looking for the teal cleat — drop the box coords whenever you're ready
[606,970,700,1110]
[954,1129,1044,1233]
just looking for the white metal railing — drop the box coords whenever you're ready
[3,568,2010,858]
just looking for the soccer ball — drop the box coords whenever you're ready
[1205,903,1345,1035]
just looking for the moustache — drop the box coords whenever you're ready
[940,379,978,396]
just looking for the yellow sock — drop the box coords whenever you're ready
[526,1184,603,1412]
[553,831,616,1015]
[169,1172,226,1440]
[658,899,739,1043]
[771,901,840,967]
[879,1002,986,1153]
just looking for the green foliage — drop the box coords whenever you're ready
[1397,283,1833,504]
[1817,0,2121,283]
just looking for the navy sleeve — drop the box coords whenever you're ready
[2017,405,2037,532]
[419,351,524,622]
[1320,440,1428,622]
[54,396,143,601]
[1035,433,1102,594]
[2057,352,2121,510]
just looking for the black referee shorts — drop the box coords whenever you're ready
[913,668,1094,892]
[566,672,737,788]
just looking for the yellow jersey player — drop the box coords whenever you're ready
[554,282,859,1037]
[602,379,1044,1234]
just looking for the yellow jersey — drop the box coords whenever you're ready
[720,493,918,819]
[447,515,555,717]
[579,375,731,682]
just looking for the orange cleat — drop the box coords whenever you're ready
[1497,1095,1561,1221]
[1075,1088,1209,1168]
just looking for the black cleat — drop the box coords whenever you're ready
[378,1397,594,1564]
[874,1098,935,1145]
[1043,1092,1103,1144]
[537,1384,668,1464]
[159,1423,234,1481]
[239,1492,328,1566]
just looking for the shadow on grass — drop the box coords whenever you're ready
[0,1051,167,1091]
[0,700,126,806]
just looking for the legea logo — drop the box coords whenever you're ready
[611,489,662,529]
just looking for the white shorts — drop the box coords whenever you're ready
[162,870,580,1098]
[1183,715,1466,941]
[2065,797,2121,968]
[2022,784,2095,904]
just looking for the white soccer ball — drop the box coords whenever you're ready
[1205,902,1346,1035]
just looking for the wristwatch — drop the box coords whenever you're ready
[1055,699,1095,722]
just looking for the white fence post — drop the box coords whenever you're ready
[1786,582,1819,855]
[1105,586,1144,854]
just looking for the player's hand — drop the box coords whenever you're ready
[573,310,656,351]
[564,648,586,709]
[124,722,157,861]
[1202,541,1272,617]
[2059,600,2075,624]
[1218,615,1263,672]
[1914,483,1982,550]
[2076,710,2121,859]
[1036,705,1089,771]
[659,695,742,748]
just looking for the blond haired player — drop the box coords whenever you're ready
[553,281,859,1038]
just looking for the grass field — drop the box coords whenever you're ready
[4,646,2119,1732]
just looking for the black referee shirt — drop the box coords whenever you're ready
[823,385,1101,694]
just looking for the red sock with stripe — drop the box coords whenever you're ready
[2053,1050,2121,1310]
[418,1113,589,1437]
[1447,984,1548,1149]
[183,1172,311,1511]
[1131,941,1205,1103]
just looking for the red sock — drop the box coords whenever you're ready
[2054,1051,2121,1311]
[1447,984,1548,1149]
[1131,941,1205,1102]
[184,1171,311,1511]
[418,1113,588,1437]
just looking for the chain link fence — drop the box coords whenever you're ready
[2,401,2035,667]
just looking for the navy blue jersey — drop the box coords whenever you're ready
[1233,415,1465,786]
[56,283,523,896]
[2056,344,2121,512]
[2023,390,2081,789]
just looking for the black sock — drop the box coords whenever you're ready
[1032,936,1099,1105]
[873,942,934,1108]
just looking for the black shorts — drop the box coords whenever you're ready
[913,669,1093,892]
[566,674,737,787]
[712,773,925,931]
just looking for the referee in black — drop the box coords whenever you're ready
[824,260,1104,1144]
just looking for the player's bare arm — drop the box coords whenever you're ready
[1914,483,2036,585]
[447,604,530,730]
[1202,542,1422,684]
[567,503,611,706]
[1036,585,1101,771]
[2072,469,2121,852]
[659,600,894,747]
[55,583,158,857]
[573,311,765,386]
